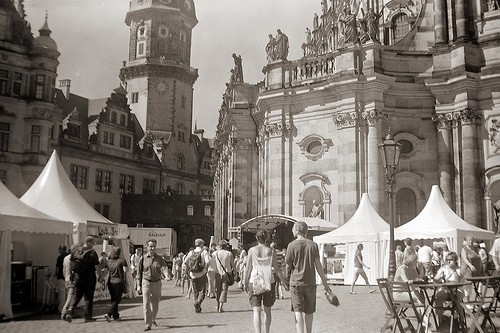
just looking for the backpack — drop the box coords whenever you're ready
[72,247,91,274]
[188,250,204,273]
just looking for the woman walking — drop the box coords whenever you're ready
[245,229,288,333]
[213,240,234,312]
[104,246,128,322]
[461,234,483,300]
[350,244,376,294]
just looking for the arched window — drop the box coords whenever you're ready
[187,204,194,216]
[396,188,417,226]
[111,112,117,123]
[177,154,184,169]
[120,114,126,126]
[393,13,410,42]
[303,186,324,218]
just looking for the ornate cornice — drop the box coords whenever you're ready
[432,108,482,127]
[264,122,292,137]
[333,112,358,129]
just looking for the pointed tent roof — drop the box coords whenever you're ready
[0,180,72,234]
[20,150,113,225]
[392,185,495,243]
[314,193,389,244]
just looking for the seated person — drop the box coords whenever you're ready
[394,249,425,304]
[433,252,464,324]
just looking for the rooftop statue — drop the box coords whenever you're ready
[232,53,243,82]
[265,29,289,63]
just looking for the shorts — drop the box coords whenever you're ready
[249,283,276,308]
[290,285,317,314]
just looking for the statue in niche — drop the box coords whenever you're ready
[309,200,324,218]
[362,7,383,42]
[313,13,319,30]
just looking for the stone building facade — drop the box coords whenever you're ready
[213,0,500,241]
[0,0,214,241]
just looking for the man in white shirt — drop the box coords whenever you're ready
[183,239,210,313]
[213,240,234,312]
[417,245,433,277]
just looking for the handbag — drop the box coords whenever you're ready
[234,270,241,283]
[216,253,234,286]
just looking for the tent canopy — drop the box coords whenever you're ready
[238,214,337,232]
[20,150,114,225]
[386,185,495,251]
[314,193,390,244]
[0,180,73,234]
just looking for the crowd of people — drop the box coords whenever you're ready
[51,230,500,333]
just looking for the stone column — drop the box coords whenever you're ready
[362,110,387,215]
[455,0,468,41]
[433,114,454,208]
[460,108,482,227]
[434,0,447,44]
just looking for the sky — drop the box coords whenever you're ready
[23,0,321,138]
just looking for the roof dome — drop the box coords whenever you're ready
[33,13,57,51]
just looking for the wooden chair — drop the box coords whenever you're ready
[377,278,430,333]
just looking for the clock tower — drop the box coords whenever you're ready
[120,0,198,133]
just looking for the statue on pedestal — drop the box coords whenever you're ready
[309,200,324,218]
[232,53,243,82]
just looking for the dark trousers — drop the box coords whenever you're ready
[191,275,207,306]
[72,276,96,319]
[107,281,124,319]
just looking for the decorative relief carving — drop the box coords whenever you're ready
[31,107,53,120]
[231,138,256,150]
[297,134,334,161]
[361,109,388,126]
[433,108,482,127]
[333,112,358,129]
[264,122,292,137]
[489,118,500,153]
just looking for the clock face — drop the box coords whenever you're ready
[154,79,169,94]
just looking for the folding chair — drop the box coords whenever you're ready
[377,278,430,333]
[462,277,498,333]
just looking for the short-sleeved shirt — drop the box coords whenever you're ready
[140,253,167,281]
[213,249,233,276]
[285,238,319,287]
[354,250,363,268]
[184,247,210,279]
[71,247,99,280]
[489,238,500,263]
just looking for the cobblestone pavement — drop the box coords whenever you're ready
[0,281,393,332]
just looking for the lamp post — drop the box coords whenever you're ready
[378,128,401,280]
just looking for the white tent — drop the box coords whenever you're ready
[19,150,133,298]
[0,180,73,319]
[387,185,495,253]
[314,193,390,285]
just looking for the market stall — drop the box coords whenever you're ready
[0,181,73,319]
[19,150,133,299]
[386,185,495,254]
[314,193,390,285]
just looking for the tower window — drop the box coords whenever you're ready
[120,114,126,126]
[12,72,22,96]
[393,13,410,42]
[136,25,147,58]
[35,74,45,99]
[0,70,7,95]
[177,153,184,169]
[30,125,41,153]
[0,122,10,151]
[111,112,117,123]
[131,92,139,103]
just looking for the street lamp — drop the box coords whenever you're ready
[378,128,401,280]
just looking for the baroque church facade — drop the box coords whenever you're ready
[213,0,500,242]
[0,0,214,248]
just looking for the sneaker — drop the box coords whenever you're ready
[194,303,201,313]
[144,326,151,331]
[65,314,72,323]
[104,314,111,322]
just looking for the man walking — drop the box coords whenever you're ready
[285,221,335,333]
[130,247,142,291]
[70,236,102,323]
[137,239,168,331]
[55,245,68,314]
[183,238,210,313]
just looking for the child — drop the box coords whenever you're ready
[433,251,464,324]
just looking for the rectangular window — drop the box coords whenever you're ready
[187,205,194,216]
[70,164,88,189]
[0,69,8,95]
[0,122,9,151]
[103,131,109,144]
[137,42,145,56]
[94,203,110,218]
[120,135,131,149]
[204,205,211,216]
[131,92,139,103]
[12,72,22,96]
[35,74,45,99]
[109,133,114,145]
[119,174,135,194]
[142,178,155,194]
[95,169,112,193]
[0,169,6,183]
[66,123,80,139]
[30,125,41,153]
